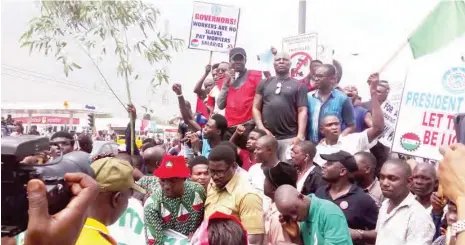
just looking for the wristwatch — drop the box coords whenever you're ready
[297,135,305,141]
[452,220,465,237]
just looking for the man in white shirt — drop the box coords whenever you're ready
[376,159,435,245]
[314,73,384,166]
[248,135,280,211]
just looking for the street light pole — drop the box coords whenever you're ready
[298,0,306,34]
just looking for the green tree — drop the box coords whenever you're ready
[20,0,184,154]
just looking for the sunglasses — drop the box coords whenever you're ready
[275,81,283,94]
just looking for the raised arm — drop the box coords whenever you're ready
[172,83,201,132]
[366,73,385,143]
[193,64,211,100]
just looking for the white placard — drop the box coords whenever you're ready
[109,198,146,245]
[188,1,240,53]
[378,100,399,147]
[392,58,465,160]
[282,33,318,80]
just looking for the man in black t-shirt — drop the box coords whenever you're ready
[253,52,308,162]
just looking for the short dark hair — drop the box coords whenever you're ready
[296,141,317,159]
[51,131,75,147]
[188,156,209,170]
[208,219,247,245]
[212,63,220,70]
[251,128,267,138]
[321,64,337,76]
[384,158,412,179]
[355,151,377,168]
[218,141,243,167]
[211,114,228,137]
[208,145,236,166]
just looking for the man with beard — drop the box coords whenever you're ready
[410,163,437,212]
[353,152,384,207]
[290,140,326,195]
[144,155,206,245]
[376,159,435,245]
[217,47,263,149]
[315,151,378,244]
[343,85,372,133]
[313,74,384,167]
[253,52,308,162]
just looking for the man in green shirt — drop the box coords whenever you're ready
[275,185,353,245]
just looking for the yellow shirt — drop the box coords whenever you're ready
[75,218,117,245]
[205,172,264,234]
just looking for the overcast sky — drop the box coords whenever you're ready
[1,0,442,120]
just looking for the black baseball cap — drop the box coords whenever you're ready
[320,151,358,173]
[229,47,247,59]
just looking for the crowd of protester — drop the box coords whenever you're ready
[3,46,465,245]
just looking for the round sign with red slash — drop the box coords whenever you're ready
[290,51,313,81]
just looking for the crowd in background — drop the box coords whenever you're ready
[3,46,465,245]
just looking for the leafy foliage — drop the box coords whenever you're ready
[20,0,184,86]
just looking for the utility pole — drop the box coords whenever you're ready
[298,0,306,34]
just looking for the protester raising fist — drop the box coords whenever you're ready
[172,83,183,96]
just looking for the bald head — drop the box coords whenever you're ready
[274,185,309,222]
[143,146,165,171]
[257,135,278,152]
[275,185,300,205]
[274,52,290,60]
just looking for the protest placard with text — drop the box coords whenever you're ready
[392,56,465,160]
[188,2,240,53]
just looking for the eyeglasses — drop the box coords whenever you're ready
[275,81,283,94]
[208,165,231,177]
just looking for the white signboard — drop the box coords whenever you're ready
[282,33,318,80]
[188,2,240,53]
[392,58,465,160]
[379,100,399,147]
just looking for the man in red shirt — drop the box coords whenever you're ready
[217,47,262,149]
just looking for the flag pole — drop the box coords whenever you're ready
[208,51,213,65]
[378,1,441,73]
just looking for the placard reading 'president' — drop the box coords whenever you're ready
[188,2,240,53]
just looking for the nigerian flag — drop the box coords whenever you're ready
[408,0,465,58]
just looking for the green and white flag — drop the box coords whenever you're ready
[408,0,465,58]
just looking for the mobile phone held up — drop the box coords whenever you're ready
[454,113,465,144]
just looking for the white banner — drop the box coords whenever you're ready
[109,198,146,245]
[188,2,240,53]
[392,58,465,160]
[282,33,318,81]
[378,100,399,147]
